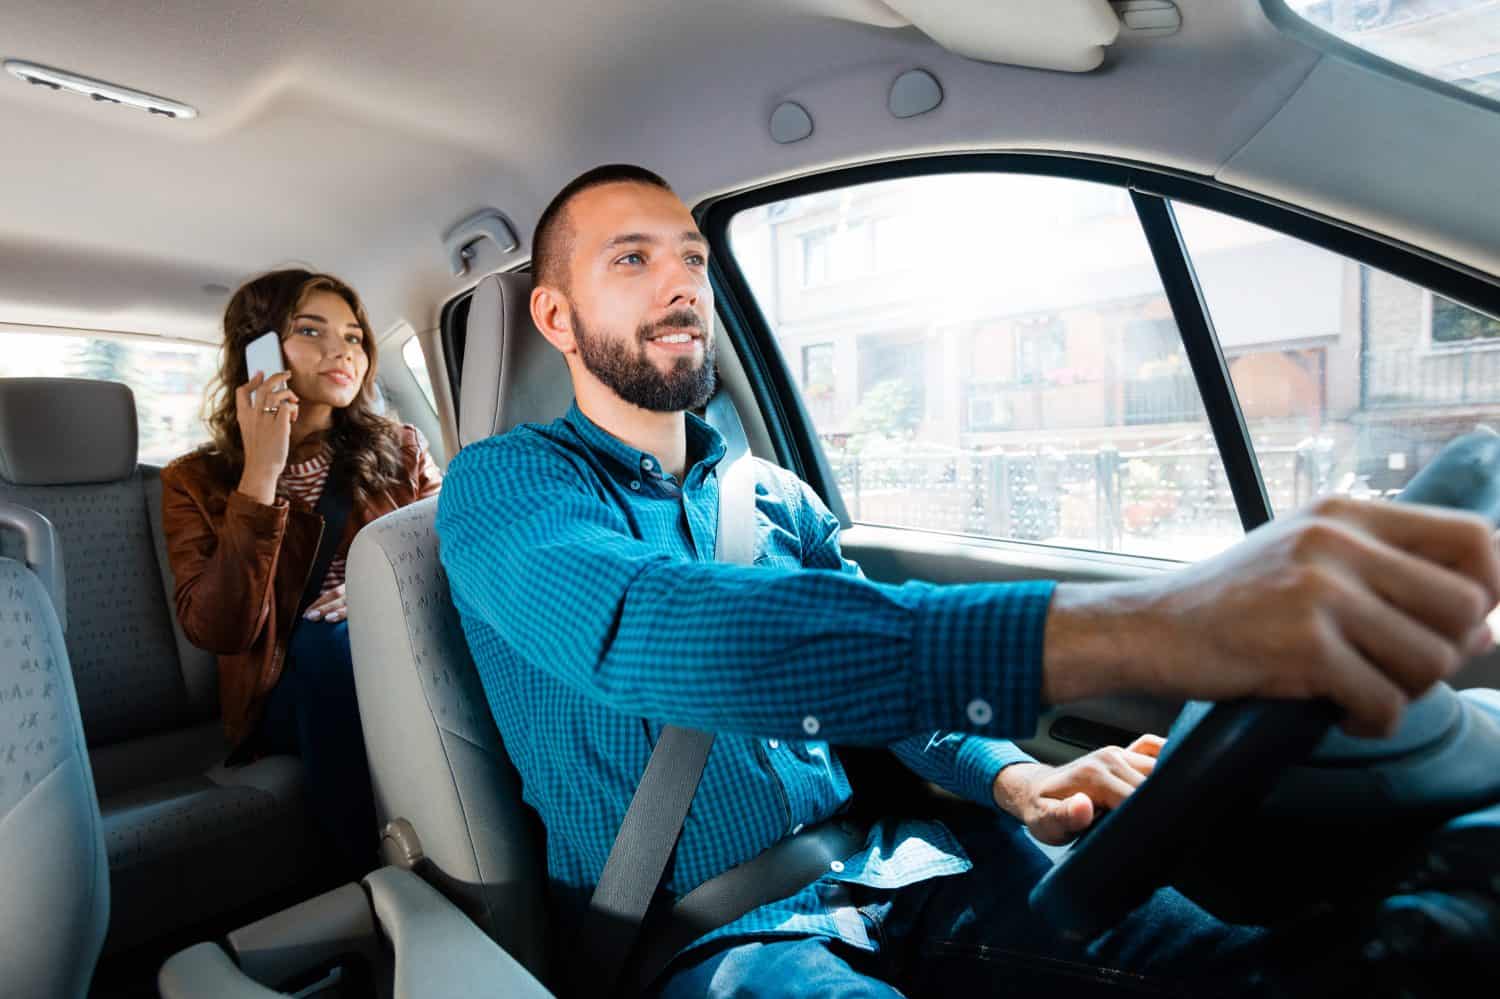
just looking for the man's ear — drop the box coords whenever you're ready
[530,285,577,354]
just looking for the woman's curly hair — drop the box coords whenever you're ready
[200,269,406,507]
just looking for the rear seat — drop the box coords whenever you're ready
[0,377,320,953]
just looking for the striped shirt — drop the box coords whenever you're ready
[277,449,345,597]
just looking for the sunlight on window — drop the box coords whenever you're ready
[729,174,1238,562]
[0,330,218,465]
[401,336,438,413]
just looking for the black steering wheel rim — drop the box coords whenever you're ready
[1029,430,1500,940]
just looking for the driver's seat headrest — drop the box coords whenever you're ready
[459,272,573,445]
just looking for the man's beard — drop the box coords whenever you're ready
[573,308,717,413]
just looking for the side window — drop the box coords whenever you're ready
[727,174,1240,561]
[1173,202,1500,510]
[0,329,217,465]
[401,335,439,412]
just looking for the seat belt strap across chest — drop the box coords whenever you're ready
[573,401,759,995]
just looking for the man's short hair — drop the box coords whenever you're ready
[531,164,674,293]
[528,163,669,292]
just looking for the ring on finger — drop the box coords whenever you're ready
[263,406,279,414]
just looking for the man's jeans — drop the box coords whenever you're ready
[655,689,1500,998]
[654,805,1269,998]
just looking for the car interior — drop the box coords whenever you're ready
[3,0,1500,996]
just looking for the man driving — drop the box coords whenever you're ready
[435,165,1500,997]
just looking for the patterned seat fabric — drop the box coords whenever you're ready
[0,378,320,953]
[0,516,109,998]
[347,498,547,976]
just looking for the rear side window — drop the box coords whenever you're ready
[726,173,1239,562]
[402,335,440,415]
[0,329,218,465]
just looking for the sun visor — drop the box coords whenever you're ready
[814,0,1122,73]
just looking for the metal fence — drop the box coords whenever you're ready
[828,440,1339,556]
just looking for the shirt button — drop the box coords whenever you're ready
[792,823,804,835]
[629,480,641,490]
[966,698,994,726]
[767,739,779,750]
[801,715,820,736]
[829,860,845,873]
[642,457,654,470]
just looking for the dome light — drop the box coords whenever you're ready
[4,59,197,119]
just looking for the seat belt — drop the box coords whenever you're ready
[297,464,353,618]
[572,395,758,995]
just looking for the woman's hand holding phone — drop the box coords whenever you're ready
[235,371,299,505]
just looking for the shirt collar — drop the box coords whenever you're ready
[564,401,727,482]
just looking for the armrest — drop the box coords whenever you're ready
[363,866,553,998]
[159,882,378,997]
[158,943,286,999]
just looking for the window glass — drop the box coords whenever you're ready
[401,335,438,412]
[0,329,218,466]
[1173,200,1500,512]
[1284,0,1500,105]
[728,174,1240,561]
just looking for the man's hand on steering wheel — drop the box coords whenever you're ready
[993,735,1165,846]
[1042,496,1500,739]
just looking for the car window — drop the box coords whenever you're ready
[1281,0,1500,106]
[1173,200,1500,511]
[402,335,439,412]
[727,173,1241,562]
[0,328,217,465]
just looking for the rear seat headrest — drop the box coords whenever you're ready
[0,378,139,485]
[459,273,573,446]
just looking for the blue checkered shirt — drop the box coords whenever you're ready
[436,402,1055,957]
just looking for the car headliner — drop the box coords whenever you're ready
[0,0,1496,346]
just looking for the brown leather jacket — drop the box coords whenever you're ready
[160,424,443,748]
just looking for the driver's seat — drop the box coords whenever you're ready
[346,272,571,978]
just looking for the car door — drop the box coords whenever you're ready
[695,155,1500,765]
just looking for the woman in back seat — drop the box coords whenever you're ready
[160,269,443,877]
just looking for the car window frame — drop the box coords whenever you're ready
[696,152,1500,550]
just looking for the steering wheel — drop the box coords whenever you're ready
[1029,430,1500,940]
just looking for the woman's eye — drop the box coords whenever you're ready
[297,325,320,337]
[685,253,706,267]
[345,334,364,346]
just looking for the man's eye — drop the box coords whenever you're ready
[617,252,645,266]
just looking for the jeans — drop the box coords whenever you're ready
[255,618,378,878]
[655,689,1500,997]
[653,804,1270,998]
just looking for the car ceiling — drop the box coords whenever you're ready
[1,0,1498,346]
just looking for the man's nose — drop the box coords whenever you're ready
[659,258,702,310]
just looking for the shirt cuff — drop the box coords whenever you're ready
[909,580,1054,739]
[952,738,1039,809]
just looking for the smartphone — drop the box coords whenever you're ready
[244,330,285,389]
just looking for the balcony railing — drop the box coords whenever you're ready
[1121,373,1202,425]
[1366,345,1500,409]
[965,372,1202,432]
